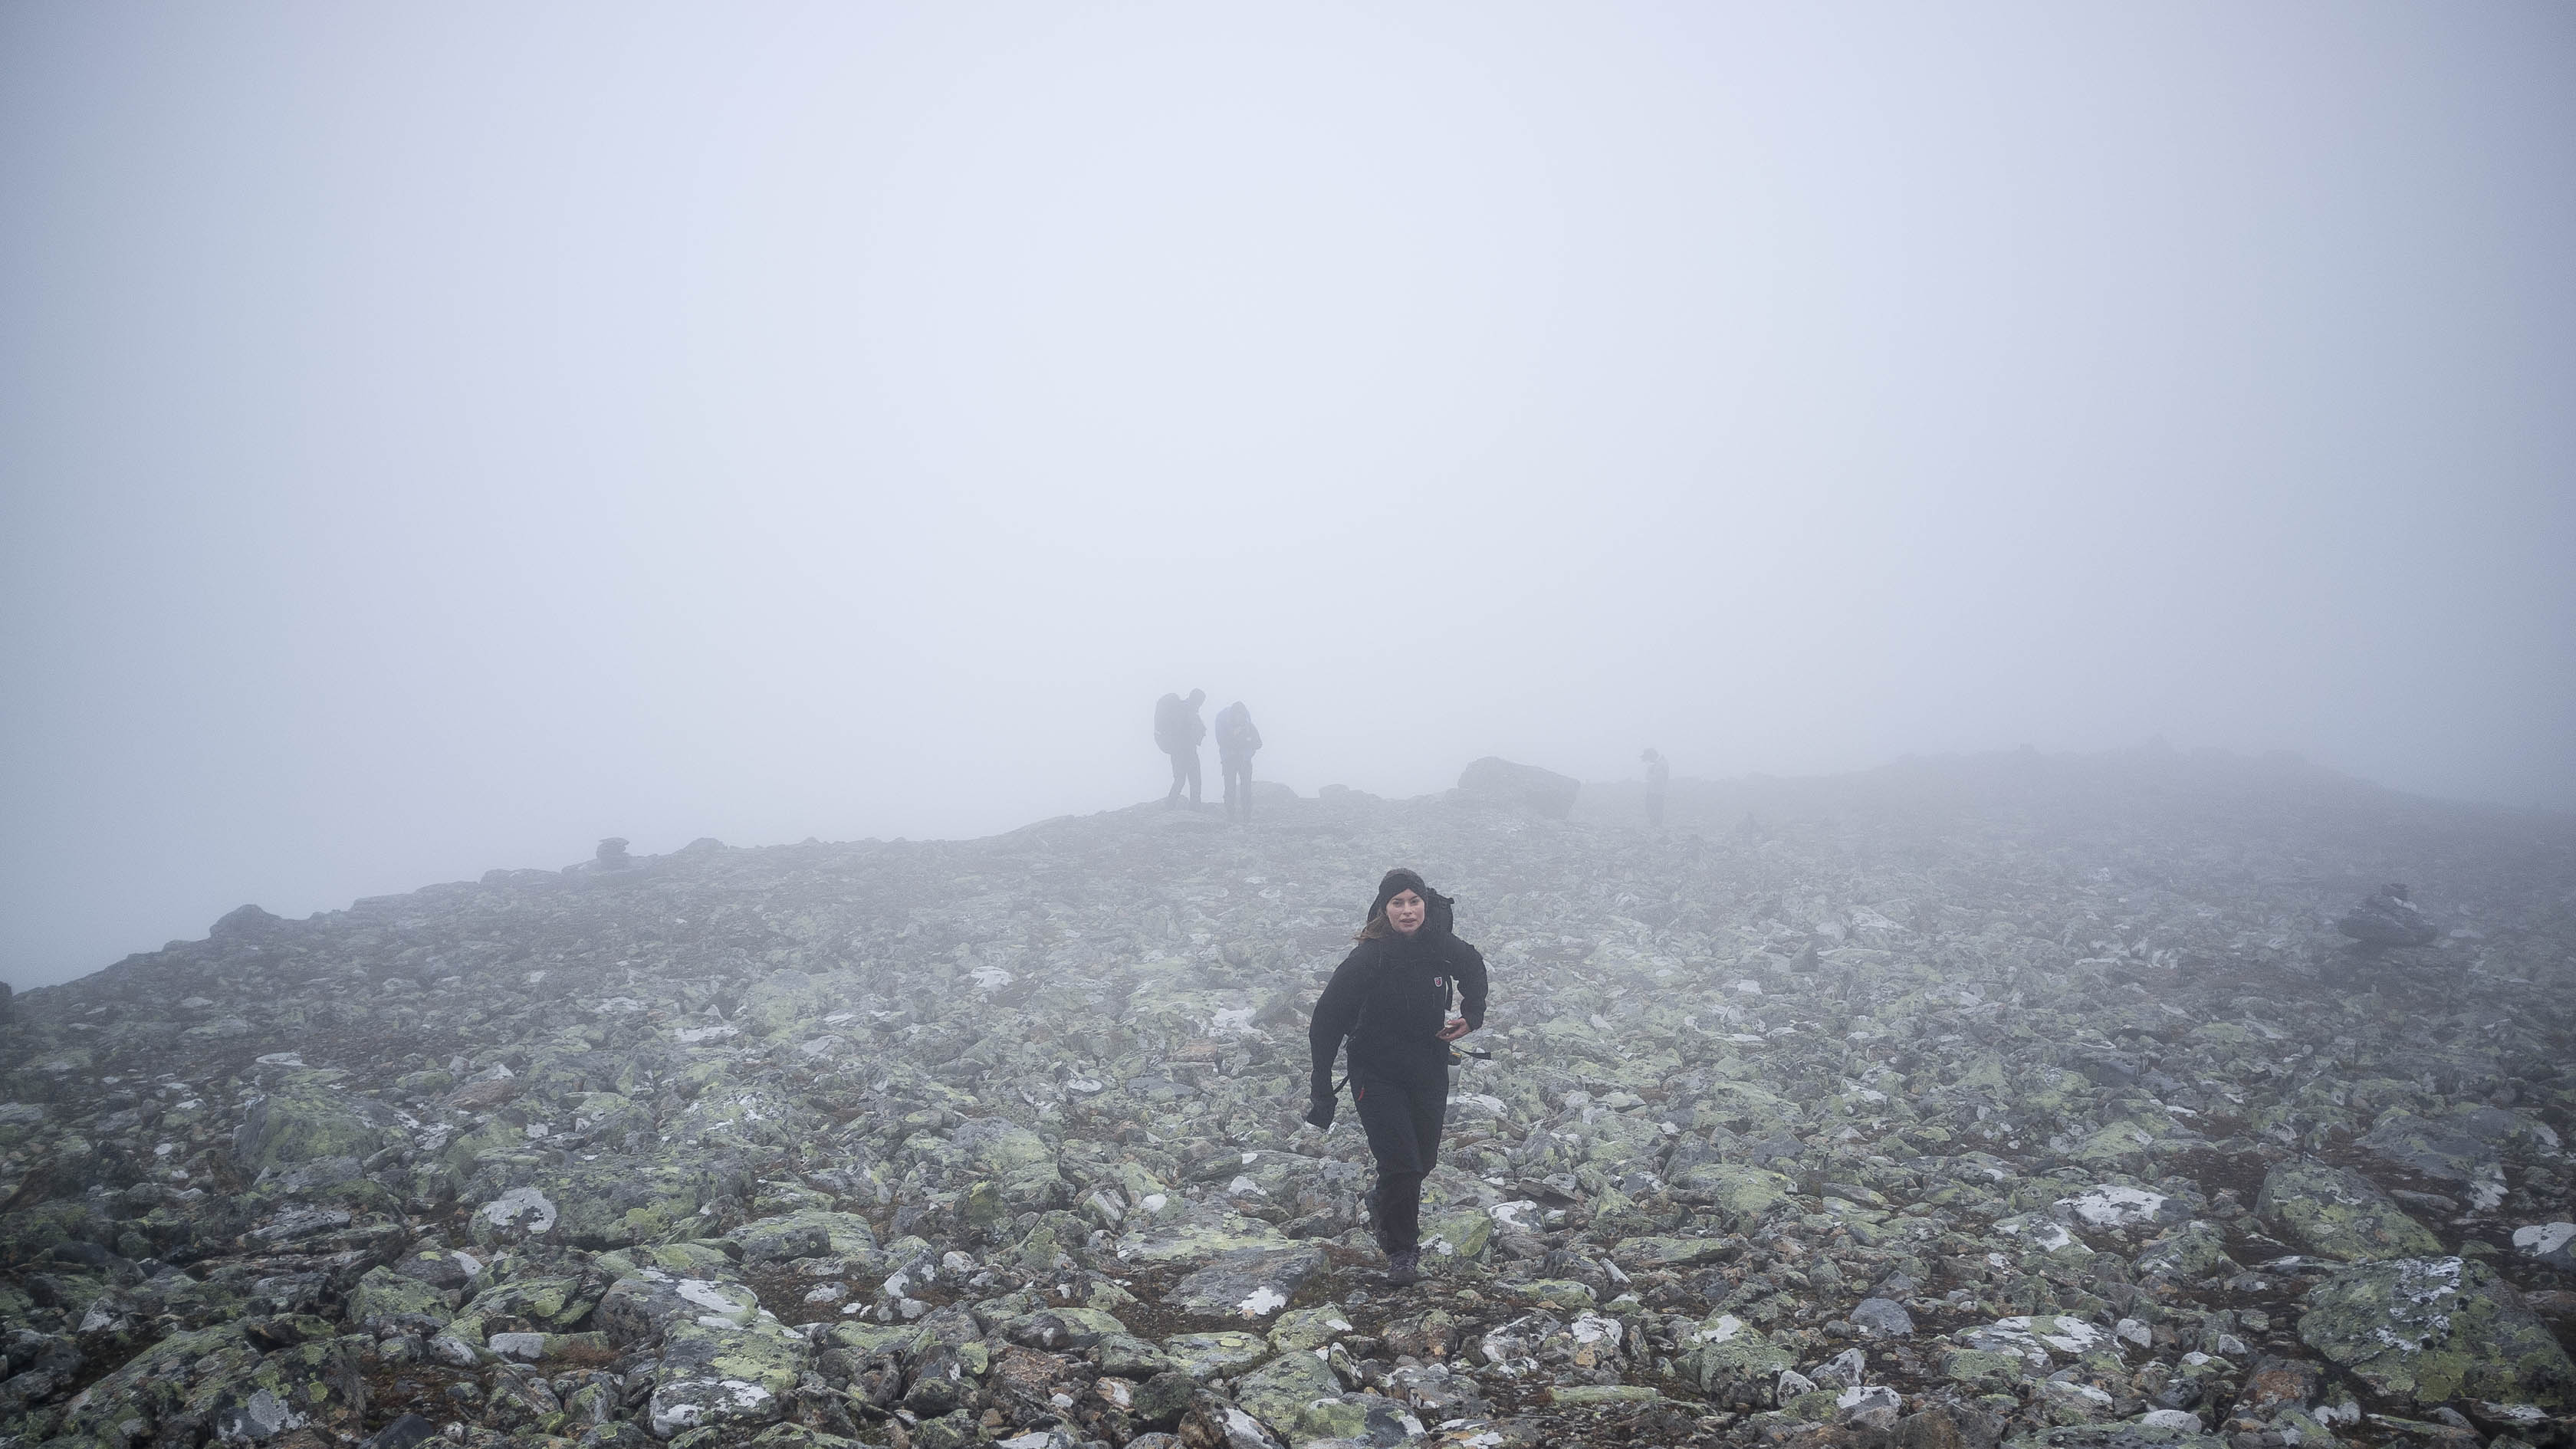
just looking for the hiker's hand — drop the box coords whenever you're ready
[1304,1095,1336,1130]
[1438,1017,1474,1042]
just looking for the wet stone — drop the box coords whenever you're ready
[1165,1244,1326,1319]
[3,748,2572,1449]
[2297,1256,2575,1410]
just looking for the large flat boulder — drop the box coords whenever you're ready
[1114,1205,1294,1268]
[2255,1162,2443,1261]
[1452,757,1580,819]
[1163,1244,1325,1319]
[2297,1256,2574,1410]
[2355,1107,2542,1211]
[232,1074,396,1175]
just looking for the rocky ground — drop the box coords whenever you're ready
[0,746,2571,1449]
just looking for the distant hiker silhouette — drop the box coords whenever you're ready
[1214,701,1263,821]
[1154,689,1207,808]
[1642,748,1670,826]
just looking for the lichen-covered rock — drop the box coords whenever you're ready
[2296,1256,2575,1409]
[1162,1330,1274,1380]
[1674,1314,1794,1408]
[731,1208,879,1262]
[1116,1205,1296,1267]
[232,1073,396,1174]
[2355,1107,2539,1211]
[2135,1220,2237,1281]
[347,1266,450,1332]
[1267,1303,1352,1354]
[481,1153,738,1247]
[1231,1349,1342,1441]
[51,1318,365,1449]
[1420,1207,1491,1260]
[2256,1162,2444,1261]
[1165,1244,1325,1319]
[1668,1162,1792,1230]
[5,747,2573,1449]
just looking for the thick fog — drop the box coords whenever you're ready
[3,3,2571,987]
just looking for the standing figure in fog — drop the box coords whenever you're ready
[1642,747,1670,826]
[1306,869,1488,1286]
[1154,689,1207,808]
[1214,700,1263,821]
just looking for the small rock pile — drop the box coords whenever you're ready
[0,747,2568,1449]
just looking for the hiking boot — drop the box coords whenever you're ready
[1384,1247,1421,1287]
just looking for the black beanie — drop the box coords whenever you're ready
[1368,869,1454,935]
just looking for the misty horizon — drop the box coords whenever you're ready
[6,5,2573,987]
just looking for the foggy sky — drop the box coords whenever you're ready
[5,4,2572,987]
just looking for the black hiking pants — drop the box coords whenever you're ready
[1221,755,1253,819]
[1165,748,1201,806]
[1352,1066,1448,1254]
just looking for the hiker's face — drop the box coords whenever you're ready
[1385,890,1425,935]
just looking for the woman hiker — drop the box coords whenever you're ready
[1304,868,1488,1286]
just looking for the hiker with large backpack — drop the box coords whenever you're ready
[1213,701,1263,822]
[1152,689,1207,808]
[1305,869,1488,1286]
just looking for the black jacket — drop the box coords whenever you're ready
[1308,929,1487,1090]
[1154,694,1206,753]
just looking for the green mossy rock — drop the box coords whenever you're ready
[1114,1205,1293,1266]
[50,1319,366,1449]
[1678,1314,1796,1407]
[731,1209,879,1262]
[1671,1162,1793,1230]
[232,1075,394,1175]
[2136,1221,2238,1280]
[1422,1207,1493,1260]
[2298,1256,2574,1408]
[2257,1163,2443,1262]
[1553,1384,1664,1405]
[464,1272,603,1330]
[1268,1303,1353,1353]
[1162,1329,1274,1379]
[1231,1347,1342,1439]
[348,1266,451,1331]
[1614,1234,1734,1268]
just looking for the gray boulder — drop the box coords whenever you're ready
[2297,1256,2574,1410]
[2255,1162,2443,1261]
[1163,1244,1325,1319]
[1453,757,1581,819]
[2338,883,2438,946]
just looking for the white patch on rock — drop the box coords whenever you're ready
[677,1279,750,1317]
[1569,1313,1622,1346]
[478,1186,557,1236]
[1237,1286,1288,1317]
[488,1332,547,1362]
[1694,1314,1746,1343]
[2512,1222,2576,1257]
[2058,1185,2169,1227]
